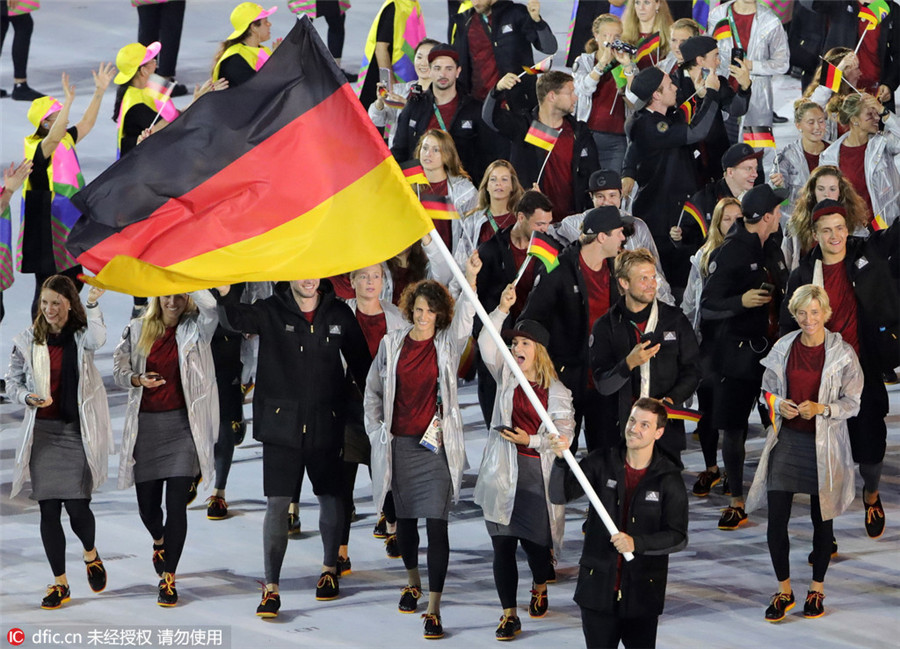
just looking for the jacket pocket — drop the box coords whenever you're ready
[255,398,302,448]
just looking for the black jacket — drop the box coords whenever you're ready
[590,298,701,453]
[390,88,494,182]
[451,0,558,112]
[476,225,521,331]
[216,281,370,451]
[550,446,688,617]
[483,98,599,216]
[517,242,615,394]
[700,222,788,375]
[780,223,900,377]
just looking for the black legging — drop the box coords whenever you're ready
[39,499,95,577]
[396,518,449,593]
[135,476,194,575]
[767,490,833,583]
[491,535,552,609]
[721,427,749,498]
[136,0,185,79]
[696,380,718,468]
[0,2,33,79]
[316,0,346,60]
[211,334,243,491]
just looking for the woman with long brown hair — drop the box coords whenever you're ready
[455,159,525,264]
[622,0,672,69]
[114,291,218,607]
[474,283,574,641]
[6,276,111,609]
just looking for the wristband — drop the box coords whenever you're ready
[86,301,97,308]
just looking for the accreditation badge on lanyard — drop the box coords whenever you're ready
[727,6,744,51]
[420,378,444,453]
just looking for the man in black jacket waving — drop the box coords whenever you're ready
[550,397,688,649]
[215,279,370,616]
[591,249,700,465]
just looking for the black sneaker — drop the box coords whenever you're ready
[495,614,521,640]
[169,82,188,98]
[803,590,825,618]
[186,475,201,506]
[336,555,352,577]
[807,537,838,565]
[773,113,789,124]
[206,496,228,520]
[373,514,388,538]
[718,506,747,530]
[41,584,71,609]
[721,472,731,496]
[315,571,339,601]
[529,588,548,618]
[152,544,166,577]
[883,369,898,385]
[399,585,422,613]
[764,591,795,622]
[385,534,401,558]
[865,495,885,539]
[0,89,7,98]
[342,69,359,83]
[692,469,721,497]
[232,420,246,446]
[288,512,301,535]
[12,82,43,101]
[256,587,281,618]
[85,556,107,593]
[422,613,443,639]
[157,575,178,607]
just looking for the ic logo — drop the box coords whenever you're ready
[7,628,24,646]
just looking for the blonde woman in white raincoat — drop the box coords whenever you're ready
[746,285,862,623]
[473,283,574,641]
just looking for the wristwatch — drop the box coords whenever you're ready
[822,405,831,418]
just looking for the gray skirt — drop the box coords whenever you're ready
[29,419,92,501]
[391,435,451,520]
[486,453,551,547]
[767,426,818,495]
[134,409,200,484]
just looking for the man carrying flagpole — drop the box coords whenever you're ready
[483,69,599,220]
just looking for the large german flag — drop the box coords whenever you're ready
[67,17,432,297]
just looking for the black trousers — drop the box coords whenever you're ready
[136,0,185,78]
[767,490,833,583]
[491,535,552,609]
[316,1,346,60]
[580,606,659,649]
[0,2,33,79]
[135,476,193,575]
[39,499,95,577]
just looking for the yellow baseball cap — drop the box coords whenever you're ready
[228,2,277,40]
[27,96,63,129]
[114,41,161,85]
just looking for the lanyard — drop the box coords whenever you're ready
[432,101,449,132]
[435,375,443,417]
[727,5,744,51]
[485,208,500,233]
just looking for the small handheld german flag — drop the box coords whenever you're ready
[664,405,702,423]
[521,55,553,76]
[635,32,660,62]
[526,231,560,272]
[400,159,428,185]
[524,120,560,152]
[682,201,707,237]
[420,194,459,220]
[713,19,732,41]
[858,4,879,29]
[764,391,779,432]
[872,213,888,231]
[743,126,776,149]
[678,96,697,123]
[377,85,405,108]
[819,62,843,92]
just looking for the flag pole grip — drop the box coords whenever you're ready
[426,228,633,561]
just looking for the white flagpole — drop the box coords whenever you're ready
[427,228,634,561]
[148,80,176,129]
[535,147,553,186]
[512,232,535,287]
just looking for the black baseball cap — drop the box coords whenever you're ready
[503,319,550,348]
[812,198,848,223]
[721,142,763,170]
[588,169,623,192]
[741,184,789,222]
[427,44,459,64]
[680,36,718,65]
[583,206,633,234]
[631,66,665,102]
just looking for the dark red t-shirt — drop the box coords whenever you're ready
[615,461,648,590]
[857,9,881,92]
[803,149,821,173]
[356,309,388,359]
[140,326,186,412]
[839,142,873,217]
[786,336,825,433]
[580,254,610,331]
[391,335,439,437]
[541,119,575,220]
[732,11,754,53]
[428,178,454,251]
[427,94,459,132]
[302,308,316,324]
[511,383,548,457]
[478,212,515,244]
[822,260,859,354]
[510,240,533,322]
[468,14,500,102]
[35,343,64,420]
[587,73,626,134]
